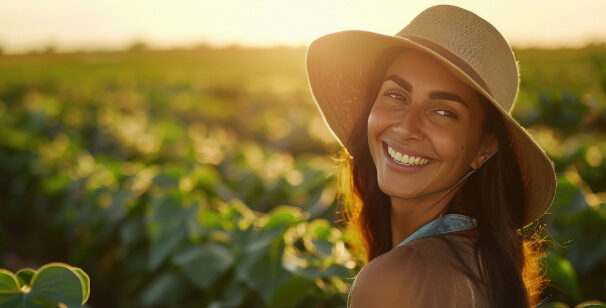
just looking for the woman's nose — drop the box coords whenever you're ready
[392,106,424,141]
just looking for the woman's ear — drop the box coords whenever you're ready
[471,135,499,170]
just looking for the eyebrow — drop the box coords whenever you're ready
[429,91,470,110]
[384,75,412,92]
[384,74,470,110]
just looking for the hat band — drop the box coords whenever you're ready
[399,35,492,97]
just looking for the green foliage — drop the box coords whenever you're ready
[0,46,605,307]
[538,301,606,308]
[543,254,583,303]
[540,177,606,304]
[0,263,90,308]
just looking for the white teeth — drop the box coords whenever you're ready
[387,146,432,166]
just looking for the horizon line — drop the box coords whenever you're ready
[3,39,606,56]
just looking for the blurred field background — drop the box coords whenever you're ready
[1,42,605,307]
[2,1,606,305]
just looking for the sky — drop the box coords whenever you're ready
[1,0,605,53]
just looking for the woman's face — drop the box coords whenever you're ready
[367,49,491,201]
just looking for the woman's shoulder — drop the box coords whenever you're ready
[403,232,478,260]
[349,234,488,307]
[353,234,478,285]
[358,234,478,281]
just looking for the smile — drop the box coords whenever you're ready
[387,145,432,166]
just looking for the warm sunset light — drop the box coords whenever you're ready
[2,0,606,307]
[0,0,605,53]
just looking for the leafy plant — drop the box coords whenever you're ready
[0,46,605,307]
[0,263,90,308]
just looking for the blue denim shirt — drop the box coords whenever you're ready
[396,214,477,247]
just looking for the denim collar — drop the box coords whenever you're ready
[395,214,477,247]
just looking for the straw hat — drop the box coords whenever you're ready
[306,5,556,226]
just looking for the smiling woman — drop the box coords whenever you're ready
[368,50,492,216]
[306,5,556,308]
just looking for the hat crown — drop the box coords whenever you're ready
[397,5,519,113]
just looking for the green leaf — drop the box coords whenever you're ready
[147,193,199,270]
[575,303,606,308]
[26,264,87,308]
[211,279,245,308]
[244,227,287,255]
[299,264,353,280]
[323,264,354,278]
[70,268,90,304]
[0,270,22,307]
[199,208,223,229]
[15,269,35,288]
[173,243,234,290]
[40,174,71,195]
[233,227,281,283]
[312,239,333,256]
[268,275,316,308]
[263,206,304,230]
[140,272,186,306]
[551,178,586,213]
[120,218,147,252]
[0,270,21,292]
[298,267,322,280]
[0,295,22,308]
[564,205,606,272]
[309,219,332,239]
[537,302,569,308]
[153,165,187,188]
[544,253,583,302]
[238,247,292,303]
[0,264,90,308]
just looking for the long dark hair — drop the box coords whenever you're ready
[338,47,546,307]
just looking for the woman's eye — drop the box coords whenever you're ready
[435,110,457,118]
[384,91,408,102]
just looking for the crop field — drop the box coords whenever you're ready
[0,45,605,307]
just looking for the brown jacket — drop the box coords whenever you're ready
[349,233,489,307]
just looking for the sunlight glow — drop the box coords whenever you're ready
[0,0,605,52]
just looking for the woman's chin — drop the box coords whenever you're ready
[377,182,422,200]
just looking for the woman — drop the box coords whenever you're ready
[306,5,556,307]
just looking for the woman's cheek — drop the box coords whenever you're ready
[367,106,391,135]
[429,128,467,155]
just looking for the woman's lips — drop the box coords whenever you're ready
[383,142,433,167]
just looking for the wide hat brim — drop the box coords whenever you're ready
[306,29,556,227]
